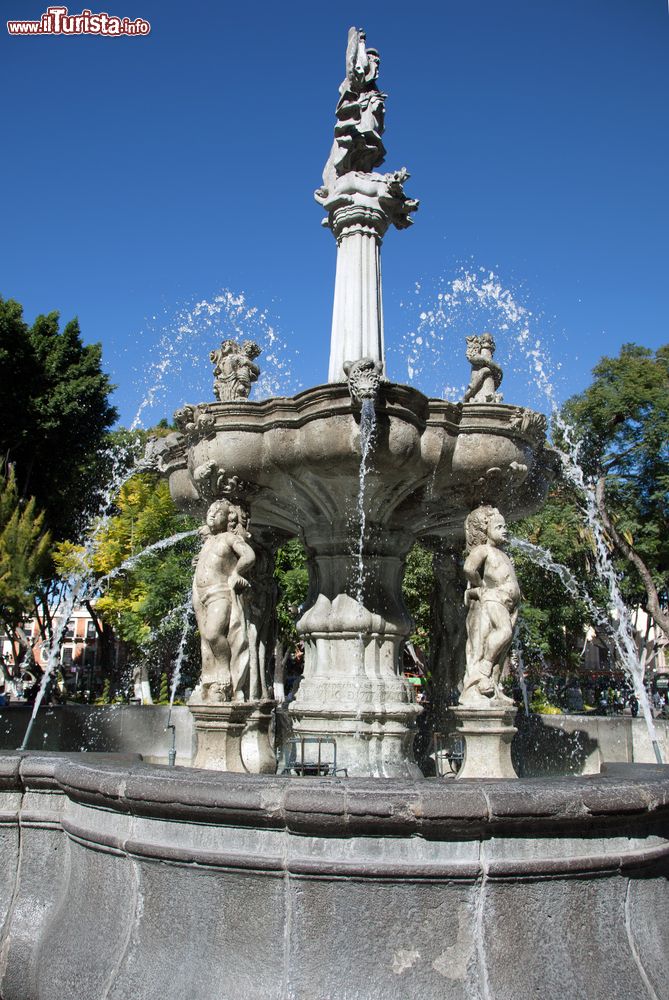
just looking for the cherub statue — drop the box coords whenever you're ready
[463,333,503,403]
[192,499,256,703]
[320,27,387,192]
[210,339,261,402]
[459,505,519,708]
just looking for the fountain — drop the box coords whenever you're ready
[0,26,666,1000]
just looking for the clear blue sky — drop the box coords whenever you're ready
[3,0,668,426]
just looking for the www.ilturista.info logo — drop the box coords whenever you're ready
[7,6,150,35]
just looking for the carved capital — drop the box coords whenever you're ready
[317,169,418,243]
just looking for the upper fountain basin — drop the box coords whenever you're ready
[154,383,558,541]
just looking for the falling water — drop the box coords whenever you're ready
[169,596,194,708]
[511,537,663,763]
[19,440,144,750]
[101,529,199,584]
[355,398,377,604]
[19,289,289,748]
[400,266,664,764]
[511,636,530,716]
[128,289,302,430]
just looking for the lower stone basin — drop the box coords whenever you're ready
[2,752,668,1000]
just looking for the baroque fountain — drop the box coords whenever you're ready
[0,28,667,1000]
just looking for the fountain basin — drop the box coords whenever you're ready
[155,383,558,777]
[1,751,668,999]
[158,385,557,538]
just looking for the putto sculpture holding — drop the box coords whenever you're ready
[210,338,261,402]
[459,505,519,707]
[463,332,503,403]
[191,499,256,704]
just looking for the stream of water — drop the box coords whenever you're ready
[401,266,664,762]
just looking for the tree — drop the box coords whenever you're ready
[402,543,434,650]
[563,343,669,640]
[0,465,51,669]
[0,297,117,544]
[511,484,601,676]
[87,471,200,696]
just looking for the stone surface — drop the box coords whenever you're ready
[188,700,253,771]
[450,706,518,779]
[0,753,667,999]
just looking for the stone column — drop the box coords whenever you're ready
[328,203,388,381]
[290,520,422,778]
[317,170,418,383]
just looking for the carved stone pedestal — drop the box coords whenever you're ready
[189,701,254,772]
[189,700,277,773]
[450,706,518,779]
[291,525,423,778]
[240,700,277,774]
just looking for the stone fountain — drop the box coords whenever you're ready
[0,27,666,1000]
[152,26,557,779]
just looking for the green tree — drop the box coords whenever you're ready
[0,465,51,669]
[402,543,434,650]
[88,471,199,696]
[274,538,308,647]
[0,297,117,544]
[512,485,600,676]
[563,343,669,639]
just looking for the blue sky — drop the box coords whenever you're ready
[3,0,668,427]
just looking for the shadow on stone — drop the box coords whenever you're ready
[513,712,600,777]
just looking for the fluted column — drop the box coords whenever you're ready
[316,169,418,383]
[328,204,388,381]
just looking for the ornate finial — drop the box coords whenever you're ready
[343,357,386,406]
[210,339,261,402]
[463,332,503,403]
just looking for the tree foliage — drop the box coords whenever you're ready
[563,343,669,637]
[274,538,308,647]
[0,465,51,664]
[82,471,199,695]
[512,485,599,675]
[402,543,434,650]
[0,297,117,544]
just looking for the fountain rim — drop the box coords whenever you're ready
[7,750,669,845]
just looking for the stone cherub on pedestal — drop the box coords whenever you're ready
[192,499,256,704]
[210,339,261,402]
[464,332,503,403]
[459,505,519,708]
